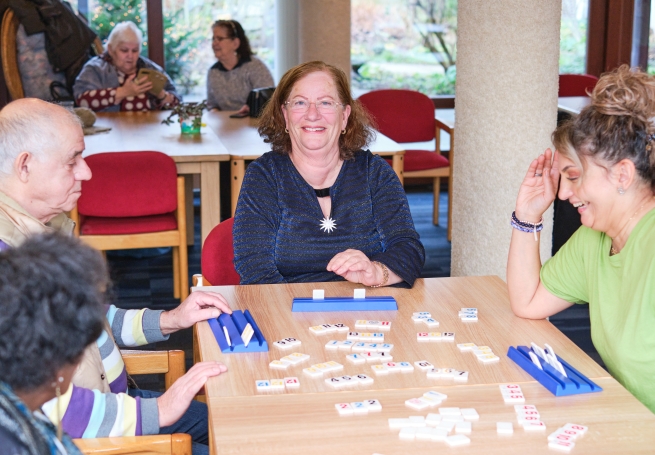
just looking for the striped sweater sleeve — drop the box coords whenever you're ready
[106,305,169,348]
[41,383,159,438]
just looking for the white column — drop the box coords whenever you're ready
[298,0,351,79]
[451,0,562,279]
[274,0,300,83]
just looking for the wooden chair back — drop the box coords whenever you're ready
[1,8,104,101]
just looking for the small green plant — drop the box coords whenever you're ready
[161,100,208,129]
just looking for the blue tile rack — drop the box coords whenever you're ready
[208,310,268,353]
[291,296,398,312]
[507,345,602,396]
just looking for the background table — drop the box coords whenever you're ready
[84,111,230,244]
[204,111,406,215]
[195,277,653,454]
[557,96,591,116]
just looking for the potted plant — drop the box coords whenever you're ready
[162,100,208,134]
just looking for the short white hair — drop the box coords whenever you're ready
[0,99,82,177]
[107,21,143,50]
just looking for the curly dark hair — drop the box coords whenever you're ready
[257,61,376,160]
[567,65,655,185]
[212,19,254,60]
[0,234,108,391]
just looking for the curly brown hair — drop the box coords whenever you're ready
[257,61,376,160]
[566,65,655,184]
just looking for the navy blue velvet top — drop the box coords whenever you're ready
[233,150,425,286]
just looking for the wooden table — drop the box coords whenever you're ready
[204,111,407,216]
[195,277,654,454]
[83,111,231,244]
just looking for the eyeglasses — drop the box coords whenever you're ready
[284,99,344,114]
[212,36,234,42]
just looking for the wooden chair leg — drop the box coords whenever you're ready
[165,350,186,390]
[171,433,192,455]
[172,246,180,299]
[433,177,441,226]
[179,243,189,301]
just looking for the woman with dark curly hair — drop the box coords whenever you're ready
[507,65,655,412]
[0,234,107,454]
[233,61,425,286]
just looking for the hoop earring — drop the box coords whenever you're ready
[617,186,625,195]
[285,128,289,134]
[341,129,346,135]
[55,376,64,441]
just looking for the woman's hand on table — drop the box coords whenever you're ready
[160,291,232,335]
[157,362,227,427]
[327,249,388,286]
[115,74,153,102]
[515,148,560,223]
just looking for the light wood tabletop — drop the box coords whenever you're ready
[207,378,655,455]
[192,277,649,454]
[83,111,231,244]
[203,111,407,216]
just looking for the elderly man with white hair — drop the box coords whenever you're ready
[0,99,226,455]
[73,21,180,112]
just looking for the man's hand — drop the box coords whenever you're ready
[160,291,232,335]
[157,362,227,427]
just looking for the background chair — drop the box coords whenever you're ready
[359,89,451,235]
[74,349,191,455]
[70,151,189,300]
[199,217,240,287]
[1,8,103,101]
[558,74,598,97]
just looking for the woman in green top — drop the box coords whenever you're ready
[507,65,655,413]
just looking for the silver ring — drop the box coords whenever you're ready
[534,173,543,177]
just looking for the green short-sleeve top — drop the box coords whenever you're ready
[541,208,655,413]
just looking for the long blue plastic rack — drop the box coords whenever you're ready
[291,296,398,312]
[208,310,268,353]
[507,345,602,396]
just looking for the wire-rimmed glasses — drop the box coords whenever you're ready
[284,99,345,114]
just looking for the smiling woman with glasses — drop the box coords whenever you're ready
[206,19,273,114]
[232,61,425,289]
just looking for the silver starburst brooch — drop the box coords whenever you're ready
[319,217,337,233]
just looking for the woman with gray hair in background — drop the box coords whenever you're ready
[0,234,107,454]
[73,21,179,112]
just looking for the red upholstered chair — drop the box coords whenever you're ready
[558,74,598,97]
[359,89,451,232]
[70,151,189,300]
[200,217,240,286]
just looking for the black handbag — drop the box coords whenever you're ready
[246,86,275,118]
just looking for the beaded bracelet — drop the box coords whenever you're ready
[510,211,543,241]
[370,261,389,288]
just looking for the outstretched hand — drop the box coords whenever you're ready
[157,362,227,427]
[160,291,232,335]
[515,148,560,222]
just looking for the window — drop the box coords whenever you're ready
[351,0,457,97]
[351,0,591,97]
[560,0,589,74]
